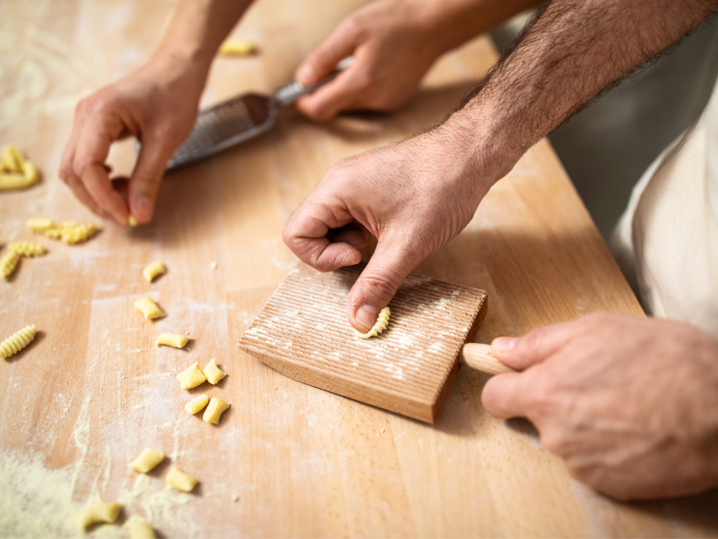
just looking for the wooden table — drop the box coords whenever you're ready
[2,1,717,537]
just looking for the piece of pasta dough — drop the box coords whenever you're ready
[128,214,138,227]
[202,360,226,385]
[26,217,54,232]
[129,448,165,473]
[177,362,207,389]
[142,261,166,282]
[60,222,100,244]
[128,518,156,539]
[0,145,39,190]
[9,241,46,257]
[0,325,36,359]
[156,333,188,348]
[355,306,391,339]
[79,501,122,529]
[166,467,197,492]
[218,38,256,56]
[184,394,209,415]
[134,297,166,320]
[0,250,20,279]
[203,397,230,425]
[1,145,23,172]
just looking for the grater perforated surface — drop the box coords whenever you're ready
[238,263,487,422]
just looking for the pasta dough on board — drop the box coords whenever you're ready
[218,38,256,55]
[128,448,164,473]
[0,325,36,359]
[0,250,20,279]
[202,360,226,384]
[355,306,391,339]
[128,518,156,539]
[166,467,197,492]
[203,397,230,425]
[156,333,188,348]
[9,241,46,257]
[184,395,209,415]
[177,362,207,389]
[134,297,166,320]
[79,501,122,529]
[142,261,166,282]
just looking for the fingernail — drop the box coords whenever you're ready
[298,64,315,84]
[493,337,517,352]
[356,304,378,330]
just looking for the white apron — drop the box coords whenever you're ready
[610,79,718,339]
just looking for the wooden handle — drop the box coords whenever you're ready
[458,343,516,376]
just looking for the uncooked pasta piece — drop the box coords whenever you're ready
[128,214,138,227]
[203,397,230,425]
[355,306,391,339]
[22,160,38,183]
[0,146,39,189]
[218,38,256,56]
[142,261,166,282]
[177,362,207,389]
[129,448,164,473]
[0,144,23,172]
[26,217,54,232]
[184,394,209,415]
[79,501,122,529]
[202,359,226,385]
[8,241,46,257]
[61,222,100,244]
[128,518,156,539]
[1,250,20,279]
[166,467,197,492]
[0,172,34,190]
[156,332,188,348]
[0,325,36,359]
[134,297,166,320]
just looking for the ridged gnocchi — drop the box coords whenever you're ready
[0,145,39,190]
[25,218,101,245]
[0,325,36,359]
[9,241,46,257]
[355,306,391,339]
[0,250,20,279]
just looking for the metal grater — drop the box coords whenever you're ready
[162,57,353,174]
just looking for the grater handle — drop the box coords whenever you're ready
[274,56,354,107]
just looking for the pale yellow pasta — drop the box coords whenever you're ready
[128,518,156,539]
[9,241,46,257]
[0,250,20,279]
[0,325,36,359]
[26,217,54,232]
[203,397,230,425]
[0,144,24,172]
[355,306,391,339]
[218,38,256,56]
[60,222,100,244]
[22,160,38,183]
[79,501,122,529]
[134,297,166,320]
[202,359,226,385]
[0,146,39,189]
[166,467,197,492]
[184,394,209,415]
[177,362,207,389]
[142,261,166,282]
[156,332,188,348]
[129,448,164,473]
[128,214,139,227]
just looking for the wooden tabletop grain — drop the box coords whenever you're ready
[2,0,717,537]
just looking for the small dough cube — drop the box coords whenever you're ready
[202,359,226,385]
[142,261,165,282]
[79,501,122,529]
[129,448,164,473]
[166,467,197,492]
[156,333,189,348]
[177,362,207,389]
[203,397,230,425]
[184,394,209,415]
[129,518,156,539]
[134,297,166,320]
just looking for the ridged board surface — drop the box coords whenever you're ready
[238,264,487,422]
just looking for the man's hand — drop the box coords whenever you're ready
[60,60,203,225]
[482,314,718,500]
[283,122,515,333]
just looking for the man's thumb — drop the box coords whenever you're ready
[346,240,416,333]
[128,136,170,223]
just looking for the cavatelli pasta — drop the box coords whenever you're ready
[0,325,36,359]
[0,172,35,190]
[26,217,55,232]
[1,250,20,279]
[0,145,24,172]
[355,306,391,339]
[0,146,39,190]
[60,222,100,244]
[9,241,46,257]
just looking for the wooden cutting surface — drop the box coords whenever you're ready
[1,0,717,537]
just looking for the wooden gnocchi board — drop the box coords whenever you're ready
[239,263,488,423]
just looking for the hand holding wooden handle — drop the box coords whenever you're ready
[458,343,517,376]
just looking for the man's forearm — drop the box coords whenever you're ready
[450,0,718,179]
[151,0,254,77]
